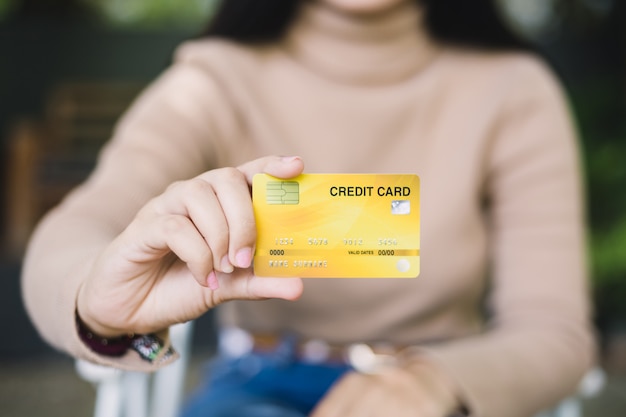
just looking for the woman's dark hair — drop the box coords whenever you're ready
[204,0,301,43]
[204,0,530,51]
[423,0,529,50]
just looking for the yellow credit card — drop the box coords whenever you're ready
[252,174,420,278]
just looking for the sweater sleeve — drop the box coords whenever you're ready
[21,43,235,371]
[415,56,596,417]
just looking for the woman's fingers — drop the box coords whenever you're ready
[146,168,252,274]
[206,270,304,305]
[124,213,213,287]
[237,155,304,184]
[206,168,257,269]
[311,366,457,417]
[177,178,231,272]
[126,156,305,302]
[175,156,304,272]
[149,156,304,277]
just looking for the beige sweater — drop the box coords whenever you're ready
[22,2,594,416]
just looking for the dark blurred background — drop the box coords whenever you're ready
[0,0,625,416]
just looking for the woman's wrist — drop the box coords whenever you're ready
[76,280,130,338]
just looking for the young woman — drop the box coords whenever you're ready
[22,0,595,416]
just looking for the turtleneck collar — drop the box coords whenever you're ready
[282,0,439,85]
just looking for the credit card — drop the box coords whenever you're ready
[252,174,420,278]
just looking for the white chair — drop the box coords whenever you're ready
[76,321,194,417]
[535,366,606,417]
[77,322,605,417]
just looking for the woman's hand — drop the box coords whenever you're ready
[311,359,461,417]
[77,155,305,337]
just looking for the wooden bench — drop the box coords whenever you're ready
[3,81,144,257]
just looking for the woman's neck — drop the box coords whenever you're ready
[282,0,438,85]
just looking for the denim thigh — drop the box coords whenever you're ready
[180,352,351,417]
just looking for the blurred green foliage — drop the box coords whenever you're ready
[85,0,218,29]
[0,0,15,18]
[571,76,626,323]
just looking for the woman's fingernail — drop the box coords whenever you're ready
[207,271,220,290]
[281,156,301,163]
[235,248,253,268]
[220,255,234,273]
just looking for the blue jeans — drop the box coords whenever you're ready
[180,349,352,417]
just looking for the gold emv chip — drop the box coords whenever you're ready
[266,181,299,205]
